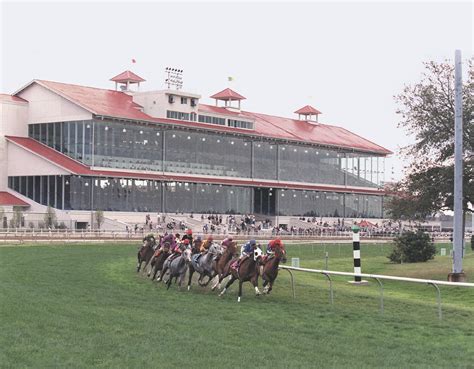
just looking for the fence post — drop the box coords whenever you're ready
[349,225,368,285]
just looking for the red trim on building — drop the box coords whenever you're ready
[6,136,385,196]
[0,192,30,207]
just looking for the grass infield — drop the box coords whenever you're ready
[0,242,473,369]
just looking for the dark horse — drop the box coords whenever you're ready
[148,243,171,281]
[136,235,156,273]
[261,244,287,294]
[219,247,263,302]
[211,241,238,291]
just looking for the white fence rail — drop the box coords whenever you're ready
[279,266,474,320]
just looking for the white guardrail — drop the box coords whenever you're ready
[279,266,474,320]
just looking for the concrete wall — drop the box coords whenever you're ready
[0,99,28,190]
[132,89,200,119]
[7,143,69,176]
[18,83,92,124]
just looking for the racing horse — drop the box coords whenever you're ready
[219,247,263,302]
[187,243,222,290]
[148,242,171,281]
[136,235,156,273]
[211,241,238,291]
[160,246,192,290]
[261,243,287,294]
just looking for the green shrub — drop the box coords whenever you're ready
[389,230,436,263]
[471,235,474,251]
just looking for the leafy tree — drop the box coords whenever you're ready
[389,230,436,263]
[44,206,57,229]
[0,207,4,228]
[386,59,473,221]
[94,209,104,230]
[12,208,23,228]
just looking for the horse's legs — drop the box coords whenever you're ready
[187,267,195,291]
[252,274,261,296]
[158,264,168,282]
[136,254,141,272]
[238,280,243,303]
[166,274,172,290]
[219,275,236,297]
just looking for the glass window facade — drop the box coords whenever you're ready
[164,130,251,178]
[27,120,385,188]
[8,175,383,217]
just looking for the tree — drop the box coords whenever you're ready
[94,209,104,230]
[386,59,473,222]
[12,208,23,228]
[44,206,57,229]
[388,230,436,263]
[0,207,4,228]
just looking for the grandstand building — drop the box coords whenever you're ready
[0,70,391,228]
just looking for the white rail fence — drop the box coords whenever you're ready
[279,266,474,320]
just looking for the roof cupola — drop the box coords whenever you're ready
[110,70,145,92]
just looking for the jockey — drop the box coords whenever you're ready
[232,239,258,270]
[221,236,233,249]
[263,238,283,262]
[266,238,282,255]
[154,233,175,257]
[181,229,193,245]
[199,235,214,254]
[169,239,188,261]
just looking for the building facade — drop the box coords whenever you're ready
[0,70,391,224]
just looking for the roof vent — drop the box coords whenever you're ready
[294,105,322,123]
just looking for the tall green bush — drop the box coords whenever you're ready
[389,230,436,263]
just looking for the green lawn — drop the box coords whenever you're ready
[0,242,473,369]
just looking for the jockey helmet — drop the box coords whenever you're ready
[249,239,256,246]
[207,235,214,241]
[186,229,193,235]
[183,239,190,245]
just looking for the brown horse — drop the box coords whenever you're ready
[211,241,238,291]
[261,244,287,294]
[136,236,156,273]
[219,247,263,302]
[148,244,171,281]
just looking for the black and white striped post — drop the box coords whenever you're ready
[349,224,368,285]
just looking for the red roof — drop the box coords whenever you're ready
[0,94,27,103]
[295,105,322,115]
[110,70,146,83]
[6,136,385,196]
[14,80,392,155]
[210,88,246,101]
[0,192,30,207]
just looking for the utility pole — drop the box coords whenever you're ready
[448,50,466,282]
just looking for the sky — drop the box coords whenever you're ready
[1,1,472,182]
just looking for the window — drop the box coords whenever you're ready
[197,115,226,126]
[190,98,197,107]
[227,119,254,130]
[180,97,187,104]
[167,110,189,121]
[168,95,175,104]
